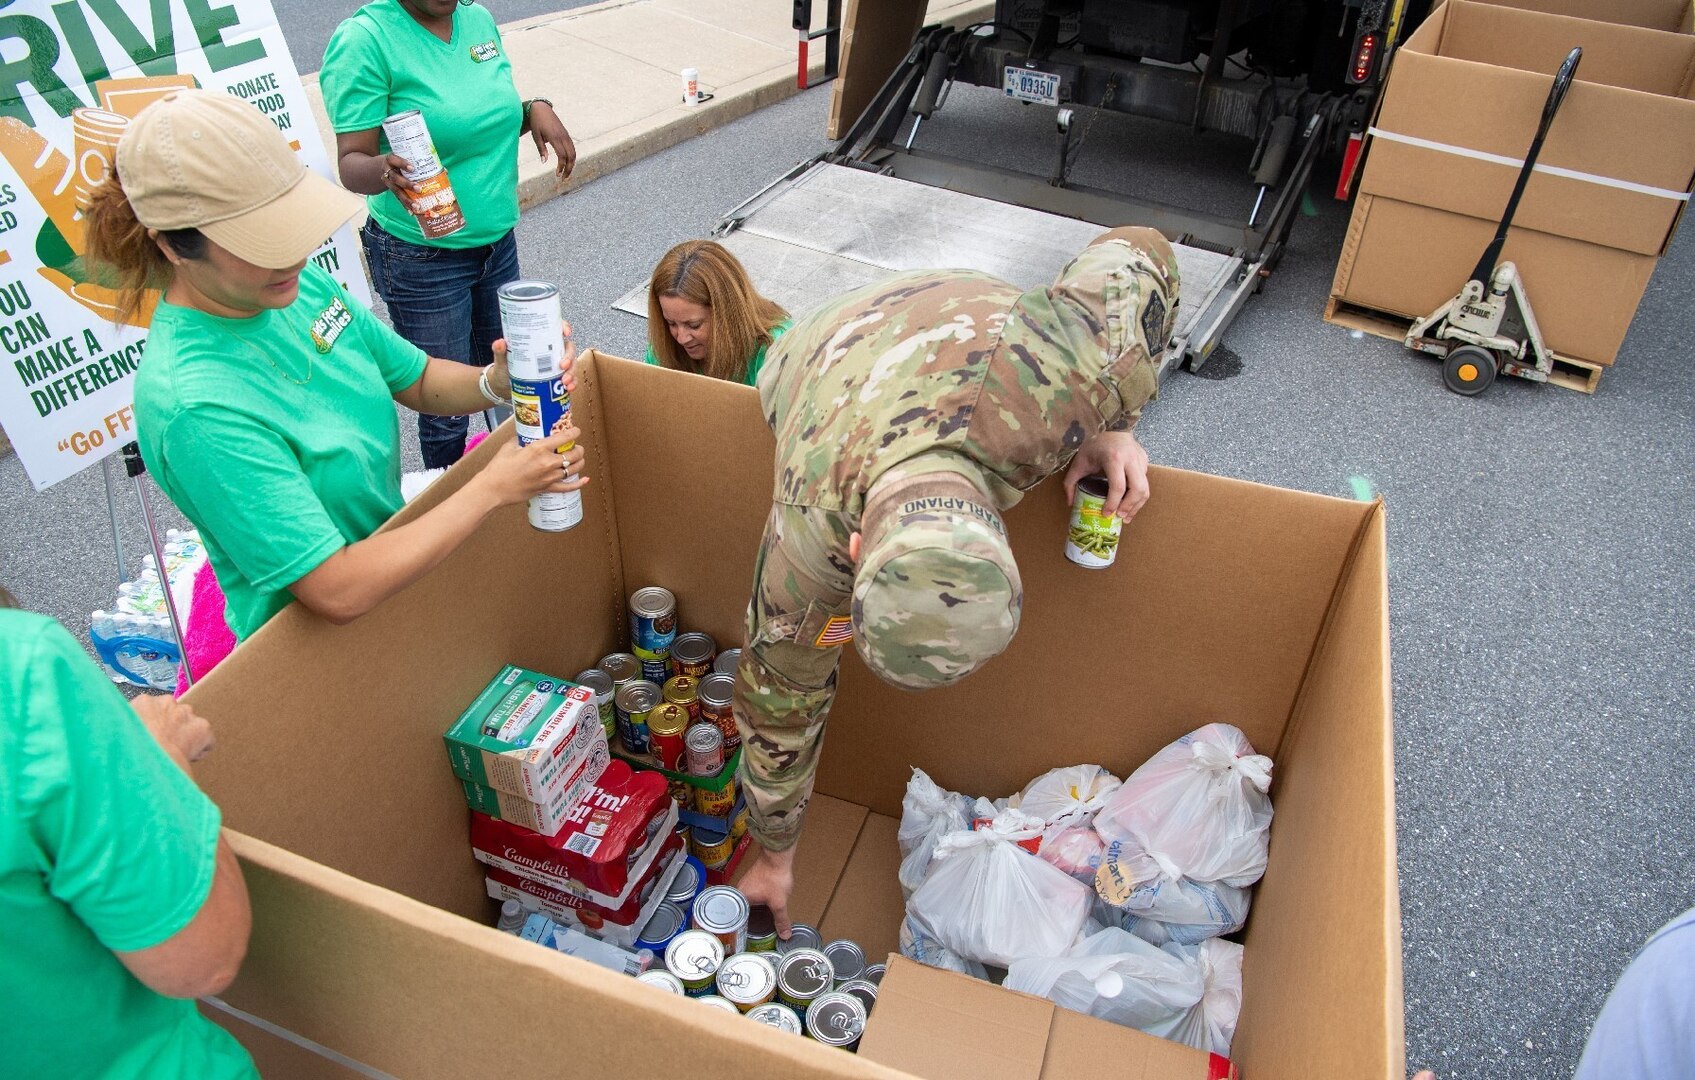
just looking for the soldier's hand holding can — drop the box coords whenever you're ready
[1063,430,1151,522]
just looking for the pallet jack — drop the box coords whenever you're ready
[1404,47,1581,396]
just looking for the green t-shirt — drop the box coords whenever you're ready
[0,610,258,1080]
[135,264,428,640]
[322,0,521,248]
[642,318,792,387]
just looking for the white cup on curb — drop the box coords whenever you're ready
[682,68,700,106]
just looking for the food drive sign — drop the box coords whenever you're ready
[0,0,371,490]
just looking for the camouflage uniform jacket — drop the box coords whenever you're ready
[733,238,1178,850]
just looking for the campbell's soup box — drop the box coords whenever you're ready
[485,838,685,949]
[445,666,606,806]
[462,739,610,835]
[470,760,675,897]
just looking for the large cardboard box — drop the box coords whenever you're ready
[1330,1,1695,367]
[188,355,1401,1079]
[1470,0,1693,33]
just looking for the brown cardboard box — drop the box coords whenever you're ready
[1330,1,1695,366]
[1470,0,1693,33]
[188,355,1400,1079]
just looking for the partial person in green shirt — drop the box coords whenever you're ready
[85,90,587,641]
[323,0,578,469]
[644,239,792,386]
[0,586,257,1079]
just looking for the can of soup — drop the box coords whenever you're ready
[691,885,749,955]
[696,995,739,1014]
[636,969,685,995]
[381,110,466,239]
[671,632,716,678]
[728,800,750,842]
[666,855,706,911]
[572,668,617,740]
[716,952,777,1012]
[697,673,739,752]
[861,963,887,986]
[498,280,580,533]
[747,1002,803,1034]
[746,905,778,953]
[647,702,689,770]
[664,930,723,996]
[614,679,661,756]
[806,992,867,1049]
[776,948,834,1013]
[713,647,742,677]
[1064,474,1122,568]
[838,978,879,1016]
[598,652,641,690]
[629,587,677,683]
[777,923,822,955]
[823,940,866,986]
[636,900,688,959]
[685,722,725,777]
[662,674,701,725]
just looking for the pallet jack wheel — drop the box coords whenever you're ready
[1442,345,1498,396]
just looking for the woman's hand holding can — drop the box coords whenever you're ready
[475,427,589,507]
[380,153,421,210]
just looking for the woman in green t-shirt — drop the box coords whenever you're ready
[644,240,792,386]
[85,90,584,641]
[322,0,577,469]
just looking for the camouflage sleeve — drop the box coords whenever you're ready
[732,504,857,852]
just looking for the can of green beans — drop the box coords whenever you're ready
[1064,475,1122,568]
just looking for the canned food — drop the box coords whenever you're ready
[806,991,867,1049]
[716,951,778,1011]
[1064,474,1122,568]
[696,673,739,752]
[729,800,750,842]
[746,1002,803,1035]
[664,930,724,996]
[613,679,661,756]
[629,587,677,682]
[598,652,641,689]
[498,281,580,533]
[776,948,834,1013]
[636,969,686,994]
[636,900,688,958]
[690,826,736,870]
[647,702,689,770]
[776,923,823,955]
[692,885,750,955]
[713,647,742,677]
[861,963,886,986]
[665,855,705,910]
[692,777,736,818]
[380,110,465,239]
[746,905,778,953]
[572,668,617,740]
[838,978,878,1015]
[695,996,740,1014]
[684,722,725,777]
[668,778,691,806]
[662,675,702,724]
[823,940,866,986]
[671,632,716,679]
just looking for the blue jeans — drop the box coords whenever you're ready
[361,220,520,469]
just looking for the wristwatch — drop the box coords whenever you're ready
[523,97,555,126]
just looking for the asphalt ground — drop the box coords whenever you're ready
[273,0,603,74]
[2,77,1692,1080]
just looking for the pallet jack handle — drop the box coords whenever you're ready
[1469,46,1581,284]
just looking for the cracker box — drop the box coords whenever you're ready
[445,666,605,806]
[461,738,611,834]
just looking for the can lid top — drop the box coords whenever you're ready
[777,924,822,953]
[807,993,867,1042]
[698,672,737,702]
[694,885,749,930]
[499,280,560,301]
[824,939,866,972]
[615,681,662,708]
[862,963,887,985]
[696,996,739,1012]
[672,632,716,659]
[630,586,676,615]
[663,675,697,694]
[572,668,613,692]
[746,904,776,938]
[747,1003,802,1029]
[718,953,777,1001]
[777,948,834,993]
[666,858,703,898]
[665,930,724,976]
[685,723,725,749]
[639,901,687,942]
[1076,474,1111,499]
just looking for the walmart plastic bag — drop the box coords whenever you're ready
[1094,723,1273,887]
[1094,837,1252,944]
[907,811,1091,967]
[1007,764,1122,839]
[896,768,975,898]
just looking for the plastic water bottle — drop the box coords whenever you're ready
[495,900,526,934]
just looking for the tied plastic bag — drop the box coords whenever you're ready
[1003,929,1245,1055]
[896,769,975,898]
[1094,838,1252,944]
[907,811,1090,967]
[1008,764,1122,839]
[1094,723,1273,888]
[1040,825,1105,883]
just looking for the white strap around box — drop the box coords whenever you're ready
[1367,127,1694,202]
[203,996,400,1080]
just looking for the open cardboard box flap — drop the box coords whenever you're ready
[1469,0,1695,34]
[190,354,1401,1079]
[1361,2,1695,257]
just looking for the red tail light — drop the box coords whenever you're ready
[1350,31,1380,84]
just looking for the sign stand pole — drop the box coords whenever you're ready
[99,454,130,585]
[121,442,193,688]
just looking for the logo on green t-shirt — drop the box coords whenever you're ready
[470,41,499,62]
[310,298,352,354]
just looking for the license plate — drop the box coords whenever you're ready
[1003,65,1061,105]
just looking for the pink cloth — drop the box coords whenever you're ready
[174,559,235,696]
[466,430,489,453]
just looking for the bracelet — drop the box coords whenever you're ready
[478,367,510,406]
[523,97,555,126]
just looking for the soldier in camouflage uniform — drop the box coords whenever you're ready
[732,227,1180,929]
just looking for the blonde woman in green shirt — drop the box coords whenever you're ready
[85,90,585,641]
[644,239,792,386]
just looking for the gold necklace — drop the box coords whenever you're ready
[230,328,313,386]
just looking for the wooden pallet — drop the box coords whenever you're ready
[1323,296,1605,395]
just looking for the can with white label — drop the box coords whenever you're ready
[380,110,465,239]
[498,280,581,532]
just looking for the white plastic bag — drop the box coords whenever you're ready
[1008,764,1122,839]
[907,812,1090,967]
[1170,938,1245,1056]
[1094,723,1273,887]
[899,913,989,980]
[1095,837,1251,944]
[896,769,975,897]
[1039,825,1105,883]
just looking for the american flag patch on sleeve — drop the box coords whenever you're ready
[814,615,855,648]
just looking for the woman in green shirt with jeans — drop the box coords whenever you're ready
[86,89,584,642]
[323,0,577,468]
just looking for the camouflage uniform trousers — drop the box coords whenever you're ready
[732,502,857,852]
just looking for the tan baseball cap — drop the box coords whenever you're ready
[115,89,363,269]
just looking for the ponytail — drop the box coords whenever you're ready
[81,168,206,325]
